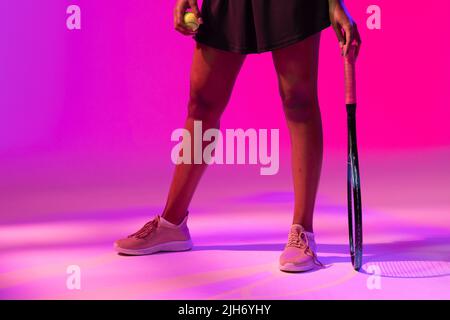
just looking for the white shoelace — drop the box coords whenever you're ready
[128,216,160,239]
[287,230,324,267]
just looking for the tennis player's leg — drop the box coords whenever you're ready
[114,44,245,255]
[272,33,323,232]
[273,33,323,271]
[161,43,246,225]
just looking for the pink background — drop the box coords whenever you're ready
[1,1,450,300]
[2,1,450,159]
[1,1,450,218]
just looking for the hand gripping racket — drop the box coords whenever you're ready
[344,45,363,271]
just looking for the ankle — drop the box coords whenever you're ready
[292,222,313,233]
[161,210,189,226]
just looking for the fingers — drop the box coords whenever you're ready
[188,0,203,24]
[173,1,185,29]
[341,22,363,59]
[332,22,345,54]
[175,25,197,36]
[342,22,354,57]
[331,2,362,58]
[173,0,197,35]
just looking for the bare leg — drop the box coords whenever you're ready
[272,34,323,232]
[162,43,245,225]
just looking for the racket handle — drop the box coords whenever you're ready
[344,45,357,105]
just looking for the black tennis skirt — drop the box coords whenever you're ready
[194,0,331,54]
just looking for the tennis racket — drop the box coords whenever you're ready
[344,44,363,271]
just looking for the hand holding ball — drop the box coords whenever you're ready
[183,12,200,32]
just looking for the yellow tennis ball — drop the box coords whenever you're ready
[183,12,199,31]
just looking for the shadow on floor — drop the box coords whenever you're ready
[193,236,450,278]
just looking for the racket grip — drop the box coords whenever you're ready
[344,45,357,105]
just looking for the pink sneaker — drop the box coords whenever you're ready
[114,214,193,255]
[279,224,323,272]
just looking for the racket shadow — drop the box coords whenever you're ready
[192,236,450,277]
[318,236,450,278]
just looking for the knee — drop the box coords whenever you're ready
[281,90,318,122]
[187,92,227,123]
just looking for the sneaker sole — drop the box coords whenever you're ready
[114,239,193,256]
[279,262,315,272]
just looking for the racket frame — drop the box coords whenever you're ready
[344,45,363,271]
